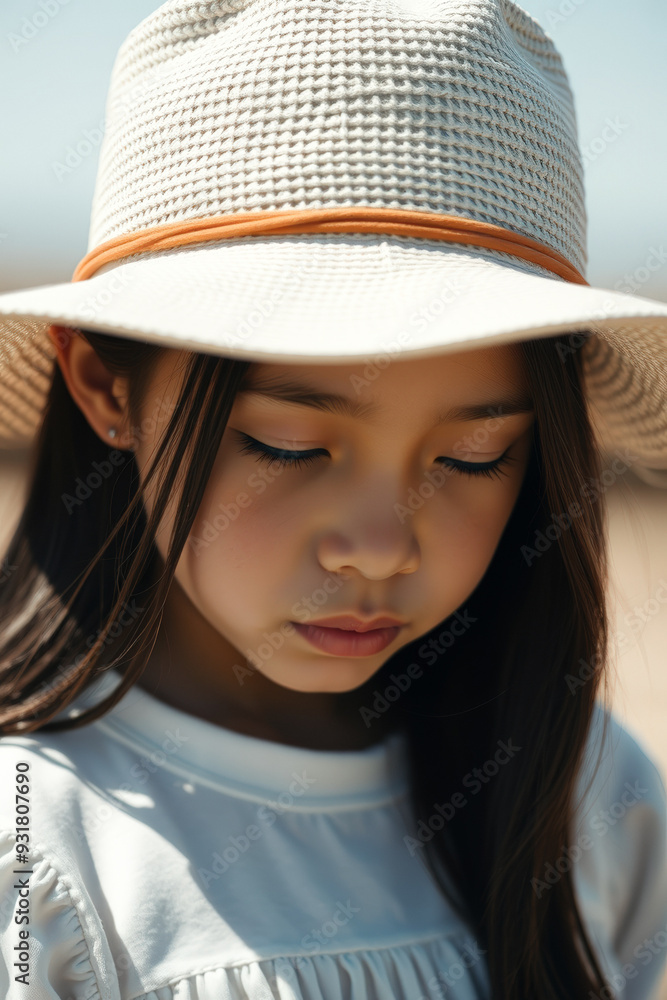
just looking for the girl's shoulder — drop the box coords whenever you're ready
[568,701,667,995]
[574,699,667,816]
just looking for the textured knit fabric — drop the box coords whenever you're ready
[1,668,666,999]
[88,0,587,270]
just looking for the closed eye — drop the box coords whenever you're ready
[236,431,327,471]
[235,431,516,480]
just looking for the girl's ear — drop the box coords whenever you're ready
[47,325,133,450]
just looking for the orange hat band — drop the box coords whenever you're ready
[72,206,588,286]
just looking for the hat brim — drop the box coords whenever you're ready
[1,234,667,472]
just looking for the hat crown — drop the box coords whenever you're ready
[89,0,587,276]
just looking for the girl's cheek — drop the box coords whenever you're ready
[424,476,524,567]
[186,465,300,566]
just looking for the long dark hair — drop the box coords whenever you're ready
[0,326,613,997]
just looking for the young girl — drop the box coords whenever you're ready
[1,1,667,997]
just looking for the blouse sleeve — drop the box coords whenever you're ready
[0,831,121,1000]
[570,709,667,1000]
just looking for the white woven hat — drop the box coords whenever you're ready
[2,0,667,483]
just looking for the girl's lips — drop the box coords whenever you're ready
[291,622,403,657]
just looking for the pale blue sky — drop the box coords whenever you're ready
[1,0,665,298]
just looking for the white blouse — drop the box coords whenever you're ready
[1,667,666,1000]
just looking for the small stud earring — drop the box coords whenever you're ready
[108,427,117,439]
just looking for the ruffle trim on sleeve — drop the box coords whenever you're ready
[28,853,106,1000]
[137,932,490,1000]
[0,833,119,1000]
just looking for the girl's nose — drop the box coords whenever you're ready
[316,483,421,581]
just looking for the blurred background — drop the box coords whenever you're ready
[1,0,666,990]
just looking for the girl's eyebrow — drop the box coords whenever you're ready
[237,376,535,424]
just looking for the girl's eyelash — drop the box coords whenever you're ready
[236,432,326,471]
[235,431,516,480]
[438,451,515,481]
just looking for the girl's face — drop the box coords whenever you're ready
[133,343,535,695]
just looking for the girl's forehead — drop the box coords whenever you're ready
[149,344,532,424]
[233,345,534,426]
[245,342,526,387]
